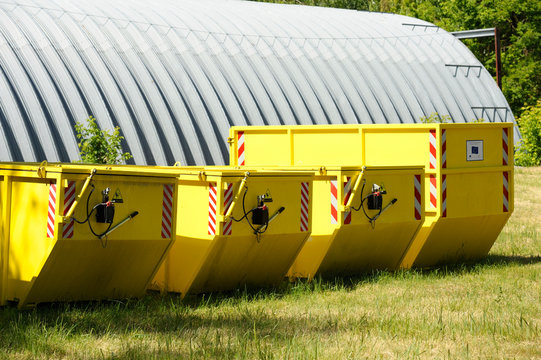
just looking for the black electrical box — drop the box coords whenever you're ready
[96,204,115,223]
[252,205,269,225]
[367,194,383,210]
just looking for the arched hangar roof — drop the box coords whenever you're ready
[0,0,517,165]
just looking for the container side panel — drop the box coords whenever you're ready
[291,169,423,278]
[69,180,167,240]
[8,181,52,300]
[244,130,290,166]
[163,174,312,295]
[412,214,510,267]
[447,127,501,168]
[23,239,170,305]
[363,130,429,167]
[447,172,503,217]
[292,130,362,166]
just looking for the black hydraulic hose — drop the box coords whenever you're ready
[352,181,383,224]
[230,186,270,235]
[231,187,255,222]
[352,181,366,212]
[75,183,114,238]
[72,184,97,224]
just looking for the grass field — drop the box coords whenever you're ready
[0,167,539,359]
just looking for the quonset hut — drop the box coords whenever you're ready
[0,0,517,165]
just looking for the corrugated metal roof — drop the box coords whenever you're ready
[0,0,518,164]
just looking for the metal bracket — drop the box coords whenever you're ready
[37,160,48,178]
[224,172,250,220]
[343,166,366,212]
[471,106,509,122]
[402,23,440,32]
[445,64,482,77]
[61,168,97,223]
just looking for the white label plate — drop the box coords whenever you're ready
[467,140,484,161]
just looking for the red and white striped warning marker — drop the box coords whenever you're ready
[237,131,245,166]
[330,179,338,224]
[502,128,509,166]
[441,174,447,217]
[503,172,509,212]
[429,174,437,209]
[161,184,173,239]
[414,175,422,220]
[343,177,352,224]
[429,129,437,169]
[441,129,447,169]
[208,183,218,235]
[62,181,76,238]
[46,183,57,238]
[300,182,310,232]
[223,183,233,235]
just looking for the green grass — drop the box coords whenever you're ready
[1,167,540,359]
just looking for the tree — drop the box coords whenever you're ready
[515,100,541,166]
[75,116,132,164]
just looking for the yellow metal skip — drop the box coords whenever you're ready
[287,166,424,279]
[150,167,313,297]
[0,163,178,307]
[229,123,514,270]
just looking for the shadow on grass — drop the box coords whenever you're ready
[481,253,541,266]
[0,253,538,356]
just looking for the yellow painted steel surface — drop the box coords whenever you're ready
[150,167,313,297]
[287,166,424,279]
[0,163,177,307]
[229,123,514,269]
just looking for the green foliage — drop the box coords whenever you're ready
[420,112,451,123]
[471,118,486,123]
[433,0,541,118]
[515,100,541,166]
[74,115,132,164]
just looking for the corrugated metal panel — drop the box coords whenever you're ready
[0,0,518,164]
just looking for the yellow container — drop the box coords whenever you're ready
[0,162,178,307]
[287,166,424,279]
[150,167,313,296]
[229,123,514,268]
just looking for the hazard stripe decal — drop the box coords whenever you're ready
[223,183,233,235]
[62,181,76,238]
[46,183,56,238]
[300,182,309,232]
[441,129,447,169]
[414,175,422,220]
[208,183,218,235]
[161,184,173,239]
[441,174,447,217]
[237,131,245,166]
[503,172,509,212]
[429,129,437,169]
[502,128,509,166]
[343,177,352,225]
[429,174,437,209]
[330,179,338,224]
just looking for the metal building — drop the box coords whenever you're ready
[0,0,517,165]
